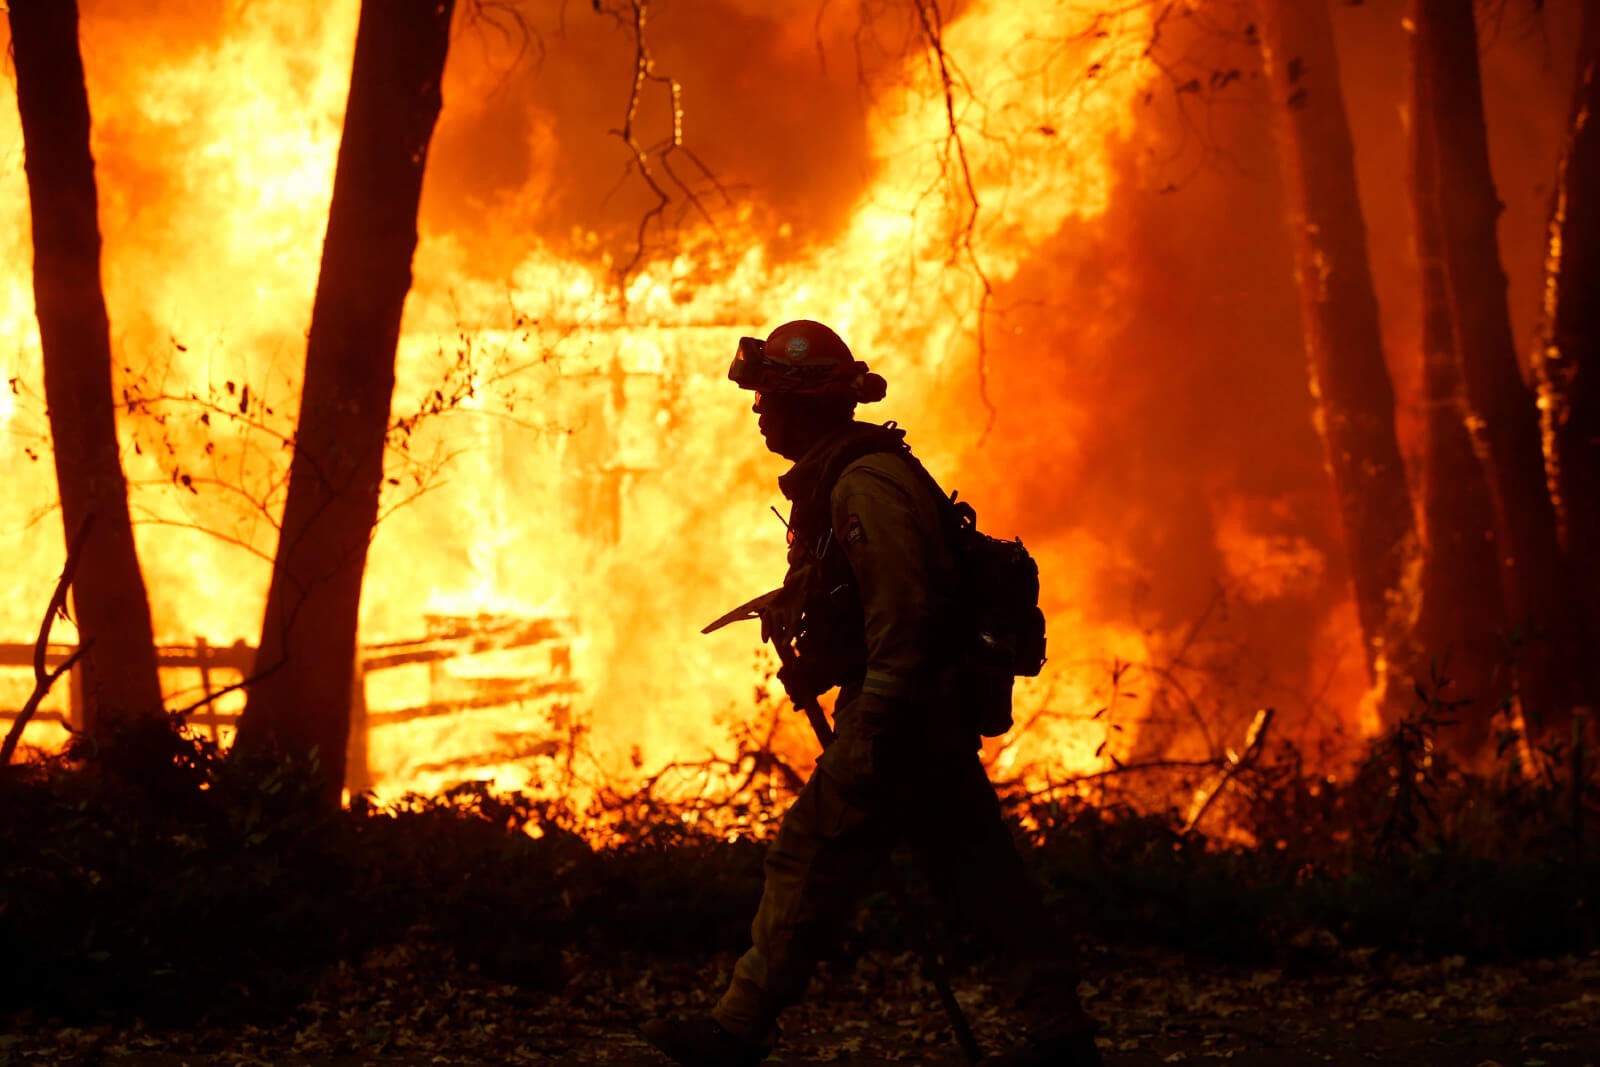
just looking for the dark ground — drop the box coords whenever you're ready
[4,942,1597,1066]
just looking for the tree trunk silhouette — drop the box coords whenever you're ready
[9,0,164,730]
[1533,3,1600,706]
[1406,3,1511,761]
[1258,0,1419,721]
[1417,0,1587,741]
[235,0,455,799]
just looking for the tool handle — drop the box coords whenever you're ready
[771,639,835,749]
[797,696,835,749]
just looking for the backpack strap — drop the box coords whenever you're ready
[787,422,912,548]
[887,445,978,546]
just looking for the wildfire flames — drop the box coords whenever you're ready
[6,0,1564,806]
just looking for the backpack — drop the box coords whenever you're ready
[917,477,1047,737]
[800,425,1046,737]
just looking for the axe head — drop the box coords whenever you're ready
[701,587,783,635]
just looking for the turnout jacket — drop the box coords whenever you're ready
[775,422,960,717]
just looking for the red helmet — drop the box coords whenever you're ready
[728,320,886,405]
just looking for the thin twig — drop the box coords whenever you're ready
[912,0,998,439]
[593,0,727,289]
[128,511,276,564]
[1009,756,1220,801]
[1182,707,1275,833]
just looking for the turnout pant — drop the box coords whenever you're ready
[712,702,1090,1045]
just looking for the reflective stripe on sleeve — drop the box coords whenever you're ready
[861,669,909,698]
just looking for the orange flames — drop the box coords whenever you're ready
[1,0,1381,805]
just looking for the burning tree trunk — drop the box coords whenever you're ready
[1257,0,1419,717]
[1533,4,1600,704]
[235,0,455,798]
[1406,5,1510,759]
[8,0,165,729]
[1416,0,1588,739]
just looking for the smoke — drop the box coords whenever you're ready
[422,0,888,276]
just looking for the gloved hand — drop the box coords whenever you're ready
[759,592,803,647]
[775,654,829,705]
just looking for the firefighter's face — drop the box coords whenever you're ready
[754,390,850,460]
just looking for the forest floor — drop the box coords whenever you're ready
[4,941,1599,1067]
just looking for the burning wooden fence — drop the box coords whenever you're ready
[0,611,579,791]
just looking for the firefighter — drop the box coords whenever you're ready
[641,320,1101,1067]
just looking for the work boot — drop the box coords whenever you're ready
[639,1015,769,1066]
[982,1031,1104,1067]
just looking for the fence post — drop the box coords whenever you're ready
[67,649,84,731]
[346,651,371,798]
[195,635,219,743]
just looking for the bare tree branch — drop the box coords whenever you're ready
[911,0,998,438]
[593,0,729,288]
[2,515,95,765]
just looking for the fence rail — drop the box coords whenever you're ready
[0,613,577,791]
